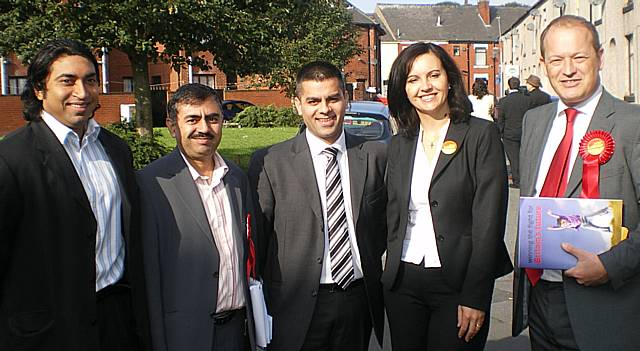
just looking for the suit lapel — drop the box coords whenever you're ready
[524,103,559,196]
[431,121,470,183]
[99,130,131,241]
[347,135,367,225]
[223,166,248,272]
[564,91,616,197]
[290,134,323,220]
[396,133,418,237]
[32,121,93,215]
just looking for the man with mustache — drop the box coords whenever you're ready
[137,83,255,351]
[248,61,387,351]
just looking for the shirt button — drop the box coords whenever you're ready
[430,201,439,207]
[316,257,322,264]
[437,235,445,241]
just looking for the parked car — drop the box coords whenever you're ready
[221,100,254,121]
[344,101,393,143]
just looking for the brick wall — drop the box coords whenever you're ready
[0,93,134,136]
[224,89,291,107]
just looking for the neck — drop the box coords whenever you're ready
[187,156,215,178]
[419,109,450,131]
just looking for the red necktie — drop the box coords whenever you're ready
[526,108,578,286]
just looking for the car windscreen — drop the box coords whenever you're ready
[343,115,387,140]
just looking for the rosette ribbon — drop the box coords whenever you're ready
[579,130,615,198]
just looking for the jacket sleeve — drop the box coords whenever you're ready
[0,155,20,287]
[247,149,274,279]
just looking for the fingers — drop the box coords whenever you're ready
[457,305,486,342]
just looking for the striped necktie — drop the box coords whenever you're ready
[322,147,354,289]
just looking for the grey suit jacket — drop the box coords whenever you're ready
[248,133,387,351]
[137,149,255,351]
[513,91,640,351]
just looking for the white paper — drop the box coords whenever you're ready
[249,278,272,348]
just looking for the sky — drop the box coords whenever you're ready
[350,0,537,13]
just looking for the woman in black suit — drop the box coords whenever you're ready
[382,42,513,350]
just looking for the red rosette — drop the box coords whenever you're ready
[579,130,615,198]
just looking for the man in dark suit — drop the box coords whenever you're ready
[525,74,551,108]
[0,39,149,350]
[496,76,533,188]
[513,15,640,351]
[138,84,255,351]
[248,61,387,351]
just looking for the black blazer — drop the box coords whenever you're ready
[496,91,533,141]
[0,120,150,350]
[382,117,513,311]
[248,133,387,351]
[528,88,551,109]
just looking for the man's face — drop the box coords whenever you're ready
[541,25,603,106]
[294,78,347,145]
[167,97,223,166]
[35,55,100,136]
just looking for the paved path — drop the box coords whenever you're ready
[369,187,530,351]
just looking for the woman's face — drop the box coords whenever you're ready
[404,52,450,119]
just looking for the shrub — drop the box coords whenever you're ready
[104,122,171,169]
[235,105,301,128]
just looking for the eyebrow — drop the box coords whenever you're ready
[54,72,98,80]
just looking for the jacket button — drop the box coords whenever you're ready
[437,235,445,241]
[430,201,439,207]
[209,311,216,317]
[312,290,318,297]
[316,257,322,264]
[213,272,219,278]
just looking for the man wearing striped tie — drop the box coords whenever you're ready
[249,61,387,351]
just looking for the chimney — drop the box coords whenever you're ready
[478,0,490,26]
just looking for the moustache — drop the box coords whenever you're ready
[190,132,214,139]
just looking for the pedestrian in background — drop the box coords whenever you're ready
[525,74,551,108]
[383,42,513,351]
[468,78,496,122]
[496,77,533,188]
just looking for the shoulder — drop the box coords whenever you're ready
[98,127,131,152]
[137,149,180,179]
[467,116,500,138]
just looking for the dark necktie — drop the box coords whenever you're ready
[322,147,354,289]
[526,108,578,286]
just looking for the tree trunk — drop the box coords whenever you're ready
[129,52,153,136]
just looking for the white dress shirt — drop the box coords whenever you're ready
[305,129,364,283]
[401,121,451,267]
[533,85,603,282]
[42,112,124,291]
[182,152,245,312]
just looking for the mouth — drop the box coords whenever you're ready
[67,102,91,111]
[560,79,581,87]
[316,115,337,127]
[418,93,438,102]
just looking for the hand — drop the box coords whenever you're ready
[457,305,485,342]
[562,243,609,286]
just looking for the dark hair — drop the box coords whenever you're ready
[295,61,346,97]
[387,42,470,137]
[21,39,99,121]
[472,78,489,99]
[540,15,601,58]
[167,83,222,121]
[508,77,520,90]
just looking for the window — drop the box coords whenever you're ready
[194,74,216,88]
[626,34,636,100]
[453,46,460,56]
[8,76,27,95]
[474,45,487,66]
[123,77,134,92]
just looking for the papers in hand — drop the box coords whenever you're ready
[249,278,272,348]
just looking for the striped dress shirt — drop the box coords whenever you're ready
[42,112,125,291]
[182,152,245,312]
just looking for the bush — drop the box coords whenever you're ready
[104,122,171,169]
[235,105,301,128]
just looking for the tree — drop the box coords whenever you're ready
[0,0,359,132]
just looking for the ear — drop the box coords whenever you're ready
[35,88,45,101]
[540,56,548,77]
[166,118,177,138]
[293,96,303,116]
[597,47,604,71]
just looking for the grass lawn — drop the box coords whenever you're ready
[155,126,298,170]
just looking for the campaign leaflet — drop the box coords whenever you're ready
[517,197,627,269]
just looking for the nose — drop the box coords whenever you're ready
[419,78,433,91]
[73,80,89,99]
[561,58,577,76]
[319,99,332,114]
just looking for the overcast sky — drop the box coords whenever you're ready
[350,0,537,13]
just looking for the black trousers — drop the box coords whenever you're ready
[503,138,521,186]
[384,262,489,351]
[300,280,372,351]
[96,284,142,351]
[529,280,580,351]
[212,308,249,351]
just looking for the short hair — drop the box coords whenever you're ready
[295,61,346,97]
[21,39,99,121]
[167,83,222,121]
[472,78,489,99]
[508,77,520,90]
[387,42,471,137]
[540,15,601,58]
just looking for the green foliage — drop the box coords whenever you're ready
[104,122,170,169]
[235,105,301,128]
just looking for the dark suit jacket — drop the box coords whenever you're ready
[248,133,387,351]
[496,91,533,141]
[382,117,513,312]
[513,91,640,351]
[137,149,255,351]
[0,120,149,350]
[528,88,551,109]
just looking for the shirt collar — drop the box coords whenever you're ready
[305,128,347,157]
[181,151,229,186]
[41,111,100,145]
[555,85,603,119]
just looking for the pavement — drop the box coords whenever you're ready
[368,187,531,351]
